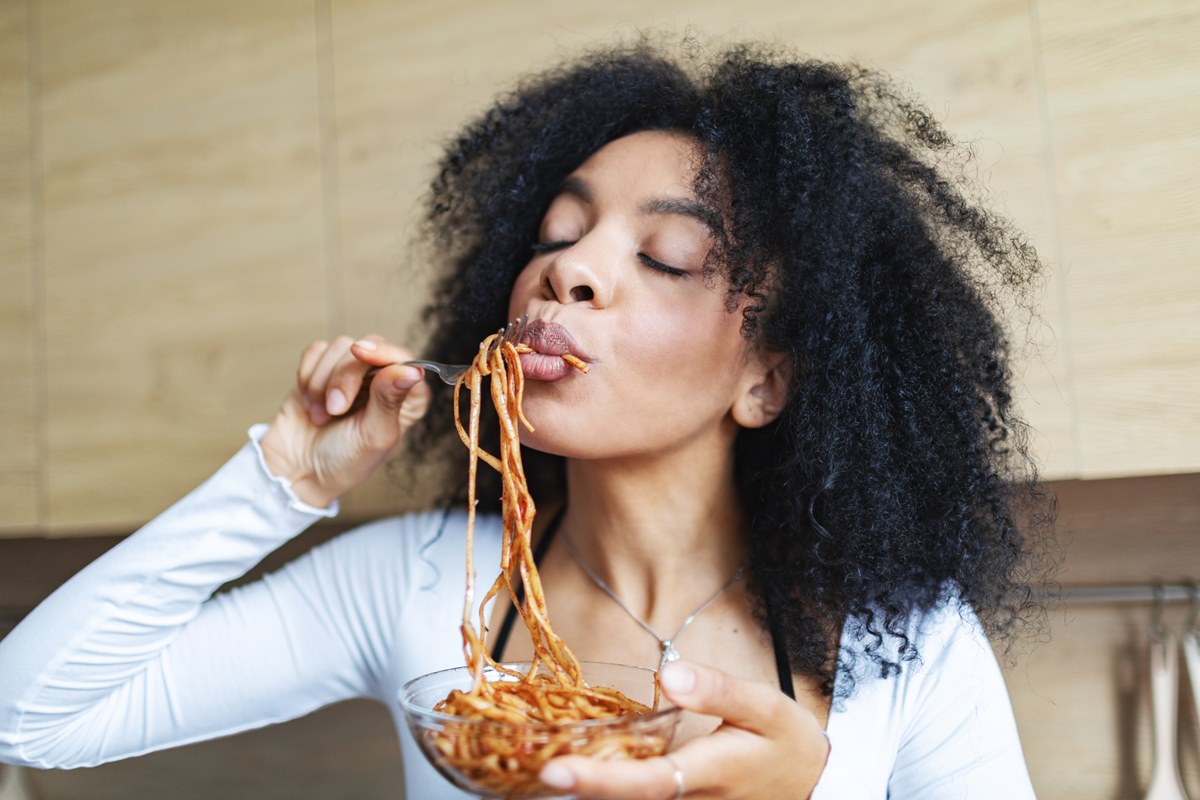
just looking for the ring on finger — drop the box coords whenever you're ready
[663,754,684,800]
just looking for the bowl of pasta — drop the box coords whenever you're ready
[400,661,681,799]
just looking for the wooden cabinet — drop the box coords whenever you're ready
[0,1,38,533]
[1,0,1197,535]
[1037,0,1200,478]
[34,1,330,533]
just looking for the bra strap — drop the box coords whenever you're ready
[766,592,797,700]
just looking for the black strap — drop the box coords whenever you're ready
[491,508,565,662]
[767,595,796,700]
[492,511,797,701]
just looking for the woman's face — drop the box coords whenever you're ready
[508,130,770,462]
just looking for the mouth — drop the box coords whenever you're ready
[518,319,592,382]
[520,320,591,360]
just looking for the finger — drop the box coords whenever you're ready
[658,661,796,736]
[296,340,328,387]
[393,369,431,435]
[304,336,356,416]
[355,362,429,449]
[539,754,679,800]
[337,337,421,417]
[295,340,330,424]
[347,336,417,368]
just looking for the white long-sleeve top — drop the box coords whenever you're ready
[0,427,1036,798]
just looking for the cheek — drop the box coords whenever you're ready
[623,298,743,374]
[507,264,539,316]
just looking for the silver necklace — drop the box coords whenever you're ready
[563,535,744,670]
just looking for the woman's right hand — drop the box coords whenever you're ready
[258,335,432,509]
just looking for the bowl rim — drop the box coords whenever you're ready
[398,660,681,730]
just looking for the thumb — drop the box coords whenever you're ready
[394,368,432,436]
[658,661,797,736]
[360,364,430,445]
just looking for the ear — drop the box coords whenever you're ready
[731,347,791,429]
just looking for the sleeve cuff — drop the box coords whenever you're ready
[246,424,339,519]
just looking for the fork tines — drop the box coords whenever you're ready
[487,314,528,355]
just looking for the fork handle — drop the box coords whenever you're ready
[342,362,447,417]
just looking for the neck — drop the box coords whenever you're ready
[559,432,747,624]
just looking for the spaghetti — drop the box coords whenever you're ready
[428,332,668,796]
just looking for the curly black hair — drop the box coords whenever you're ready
[406,38,1055,696]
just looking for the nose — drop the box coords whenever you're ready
[540,236,611,307]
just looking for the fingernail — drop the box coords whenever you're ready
[539,763,575,790]
[352,339,377,351]
[660,662,696,694]
[326,388,347,414]
[393,367,422,390]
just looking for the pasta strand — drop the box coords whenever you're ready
[429,334,667,795]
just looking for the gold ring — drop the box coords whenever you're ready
[663,754,684,799]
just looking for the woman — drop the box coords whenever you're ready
[0,42,1050,798]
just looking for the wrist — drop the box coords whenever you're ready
[256,424,339,510]
[287,475,339,511]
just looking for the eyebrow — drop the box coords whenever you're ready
[559,175,721,235]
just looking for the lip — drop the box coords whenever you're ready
[520,320,591,360]
[518,319,591,382]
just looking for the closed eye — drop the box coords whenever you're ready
[532,241,687,279]
[530,240,574,253]
[638,253,688,278]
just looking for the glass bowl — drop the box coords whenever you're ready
[399,661,681,799]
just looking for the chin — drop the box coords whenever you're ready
[518,427,583,460]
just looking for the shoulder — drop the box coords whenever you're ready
[825,595,1032,797]
[833,592,1004,731]
[887,597,1004,726]
[905,595,990,670]
[838,590,990,687]
[906,596,995,686]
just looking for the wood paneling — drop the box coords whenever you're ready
[1036,0,1200,478]
[1049,473,1200,584]
[0,1,39,532]
[36,1,330,532]
[0,0,1189,524]
[2,0,1191,530]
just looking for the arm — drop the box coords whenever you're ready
[0,427,354,768]
[887,604,1036,799]
[0,335,431,769]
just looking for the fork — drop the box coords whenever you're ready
[400,314,528,385]
[342,315,527,415]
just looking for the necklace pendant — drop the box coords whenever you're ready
[660,640,680,668]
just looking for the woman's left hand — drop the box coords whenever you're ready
[538,661,831,799]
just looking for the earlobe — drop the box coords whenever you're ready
[731,350,791,429]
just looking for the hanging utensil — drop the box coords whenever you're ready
[1143,594,1187,800]
[1183,583,1200,733]
[0,765,38,800]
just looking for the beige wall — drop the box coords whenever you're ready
[1,0,1197,536]
[1,1,1199,798]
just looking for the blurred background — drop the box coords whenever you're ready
[0,0,1197,797]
